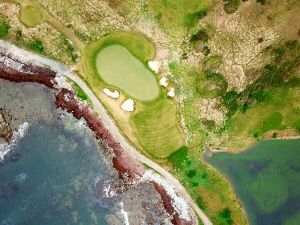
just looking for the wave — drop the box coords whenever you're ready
[141,170,192,221]
[0,122,29,161]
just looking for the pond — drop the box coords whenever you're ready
[96,44,159,101]
[204,139,300,225]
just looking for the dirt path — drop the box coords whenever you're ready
[0,40,213,225]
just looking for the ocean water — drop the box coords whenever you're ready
[204,139,300,225]
[0,79,175,225]
[0,121,111,225]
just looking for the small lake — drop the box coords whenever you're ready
[204,139,300,225]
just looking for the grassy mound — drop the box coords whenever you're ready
[20,5,43,28]
[131,96,184,158]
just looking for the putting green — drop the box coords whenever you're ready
[95,44,159,101]
[20,6,43,28]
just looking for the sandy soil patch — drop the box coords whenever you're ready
[121,99,135,112]
[103,88,120,99]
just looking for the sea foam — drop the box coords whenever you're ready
[0,122,29,161]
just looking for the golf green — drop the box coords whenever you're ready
[96,44,159,101]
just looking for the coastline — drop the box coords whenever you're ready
[205,133,300,155]
[0,48,197,225]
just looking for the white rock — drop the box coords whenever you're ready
[103,88,120,99]
[167,87,175,97]
[141,170,192,221]
[148,60,161,73]
[54,75,73,90]
[159,77,169,87]
[121,99,135,112]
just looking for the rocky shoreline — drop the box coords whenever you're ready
[0,52,195,225]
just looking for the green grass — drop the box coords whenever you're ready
[71,81,89,101]
[96,45,159,101]
[0,13,10,38]
[20,5,43,28]
[25,38,44,54]
[131,96,184,158]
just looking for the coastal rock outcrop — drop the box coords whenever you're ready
[0,52,196,225]
[0,109,12,143]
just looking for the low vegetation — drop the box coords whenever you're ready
[71,81,89,102]
[0,13,10,38]
[59,35,79,63]
[25,38,45,54]
[148,0,212,36]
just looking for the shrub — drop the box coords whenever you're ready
[202,46,211,56]
[184,8,208,29]
[0,13,10,38]
[216,208,233,225]
[196,196,207,210]
[190,30,208,43]
[195,70,228,98]
[27,39,44,54]
[224,0,241,14]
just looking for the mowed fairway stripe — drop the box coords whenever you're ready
[96,45,159,101]
[131,98,184,158]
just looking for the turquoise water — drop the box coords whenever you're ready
[204,139,300,225]
[0,121,111,225]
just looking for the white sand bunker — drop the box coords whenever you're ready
[159,77,168,87]
[148,60,161,74]
[167,87,175,97]
[121,99,135,112]
[103,88,120,99]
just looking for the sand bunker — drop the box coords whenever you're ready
[103,88,120,99]
[159,77,168,87]
[167,87,175,97]
[148,60,161,74]
[121,99,135,112]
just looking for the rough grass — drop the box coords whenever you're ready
[223,80,300,149]
[148,0,212,35]
[131,96,184,158]
[20,5,42,27]
[96,44,159,101]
